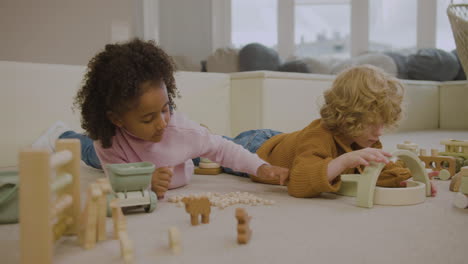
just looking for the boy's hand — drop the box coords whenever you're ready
[256,164,289,185]
[341,148,392,169]
[151,167,173,199]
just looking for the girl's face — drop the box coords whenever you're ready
[110,82,171,143]
[352,123,385,148]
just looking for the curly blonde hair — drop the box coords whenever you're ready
[320,65,404,137]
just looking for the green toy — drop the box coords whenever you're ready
[0,171,19,224]
[106,162,157,216]
[338,150,431,208]
[439,139,468,172]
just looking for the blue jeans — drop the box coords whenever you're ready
[193,129,283,177]
[59,131,102,169]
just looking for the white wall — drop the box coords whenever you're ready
[158,0,213,66]
[0,0,135,66]
[0,0,215,67]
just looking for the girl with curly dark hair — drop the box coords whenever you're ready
[32,39,288,199]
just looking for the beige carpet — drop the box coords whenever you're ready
[1,130,468,264]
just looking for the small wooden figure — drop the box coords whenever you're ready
[119,231,134,264]
[397,141,418,154]
[450,171,463,192]
[168,226,182,254]
[235,208,252,244]
[110,199,127,239]
[182,196,211,225]
[194,166,223,175]
[195,157,222,175]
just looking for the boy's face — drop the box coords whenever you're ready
[353,123,384,148]
[110,82,171,143]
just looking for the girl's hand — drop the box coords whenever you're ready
[340,148,392,169]
[256,164,289,185]
[151,167,173,199]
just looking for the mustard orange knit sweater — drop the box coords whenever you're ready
[255,119,411,198]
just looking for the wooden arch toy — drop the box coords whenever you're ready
[337,150,431,208]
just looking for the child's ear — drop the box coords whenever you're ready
[107,111,123,128]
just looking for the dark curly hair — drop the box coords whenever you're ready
[74,38,180,148]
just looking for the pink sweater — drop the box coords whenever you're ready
[94,112,266,189]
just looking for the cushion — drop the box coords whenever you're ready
[206,48,240,73]
[172,55,201,72]
[384,52,409,79]
[331,53,398,77]
[452,49,467,80]
[407,48,460,81]
[238,43,281,71]
[302,57,334,74]
[278,60,310,73]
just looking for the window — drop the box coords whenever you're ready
[294,0,351,58]
[231,0,278,49]
[436,0,456,51]
[369,0,417,53]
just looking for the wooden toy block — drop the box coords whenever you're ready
[55,140,81,235]
[119,231,134,264]
[453,192,468,209]
[462,166,468,178]
[19,139,81,264]
[431,148,439,156]
[450,171,463,192]
[235,208,252,244]
[439,139,468,160]
[461,175,468,195]
[195,157,222,174]
[96,178,112,241]
[194,166,223,175]
[79,183,102,249]
[440,139,468,155]
[199,162,221,169]
[182,196,211,225]
[452,167,468,209]
[168,226,182,254]
[419,149,427,156]
[338,150,431,208]
[418,155,456,180]
[110,199,127,239]
[397,141,418,154]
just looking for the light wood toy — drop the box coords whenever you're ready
[450,171,463,192]
[79,183,102,249]
[195,157,222,175]
[453,167,468,209]
[182,196,211,225]
[110,199,127,240]
[397,141,419,154]
[119,231,134,264]
[338,150,431,208]
[109,199,134,263]
[78,178,112,249]
[19,139,81,264]
[418,148,456,181]
[439,139,468,173]
[168,226,182,254]
[440,139,468,160]
[235,208,252,244]
[96,178,112,241]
